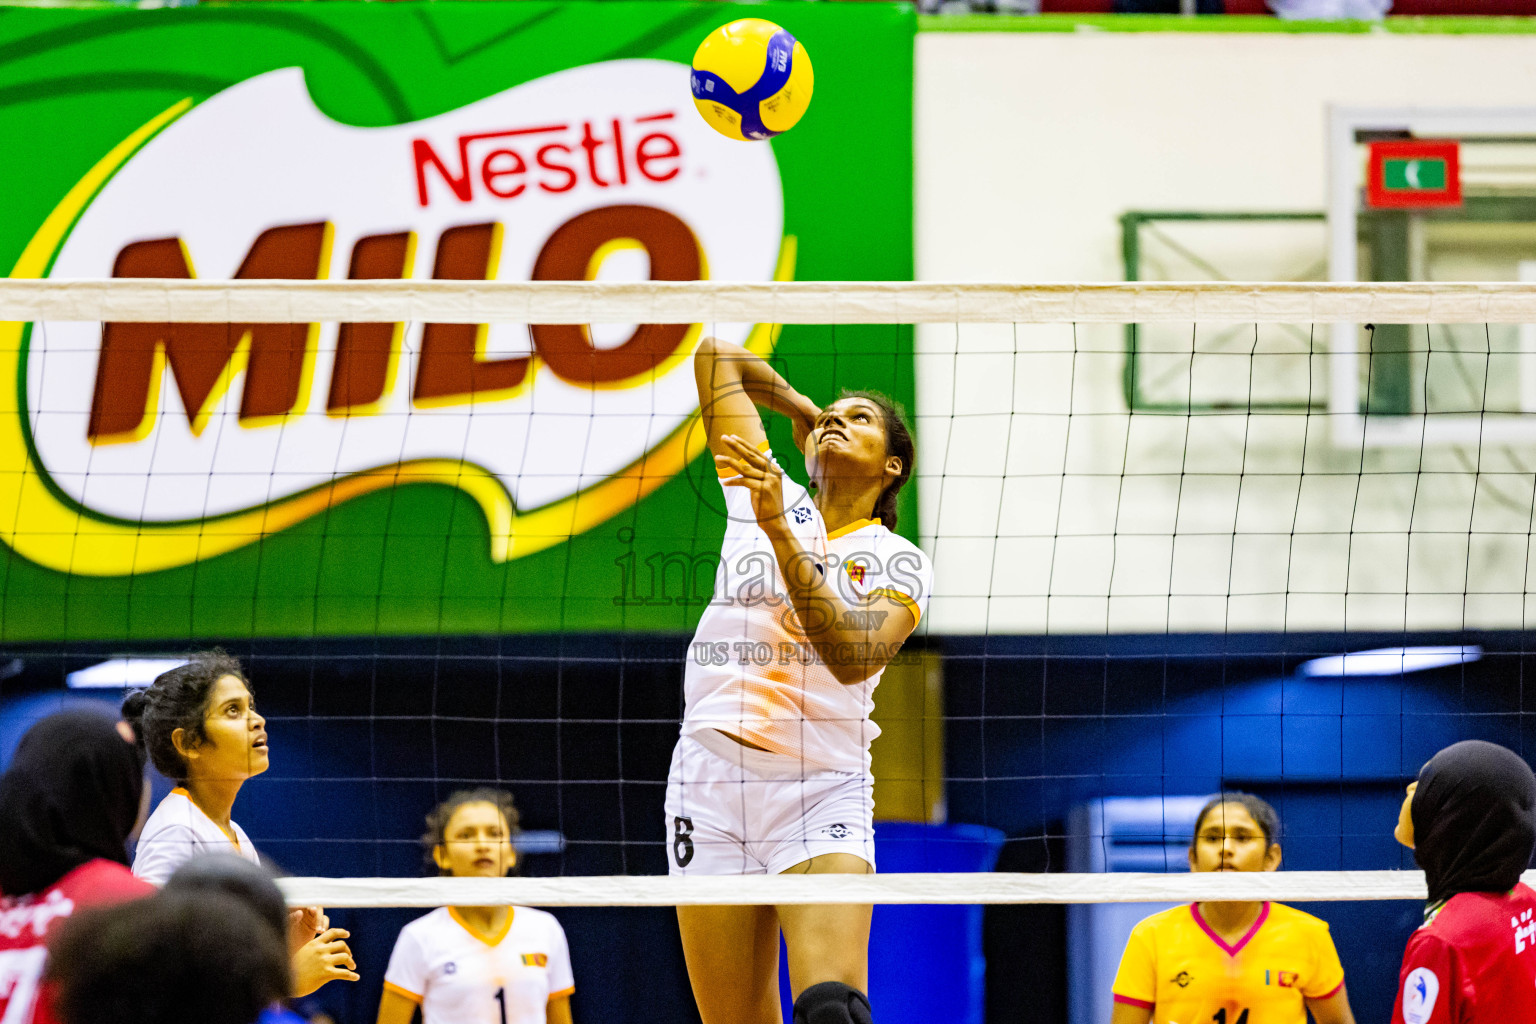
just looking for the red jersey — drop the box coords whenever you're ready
[0,860,153,1024]
[1392,882,1536,1024]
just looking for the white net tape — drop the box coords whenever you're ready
[8,279,1536,323]
[273,869,1507,908]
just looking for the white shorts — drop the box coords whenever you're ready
[664,731,875,876]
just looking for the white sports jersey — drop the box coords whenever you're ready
[132,788,259,885]
[683,447,933,774]
[384,906,575,1024]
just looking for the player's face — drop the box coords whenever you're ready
[807,398,897,489]
[434,801,517,877]
[1188,804,1279,873]
[1395,781,1417,849]
[187,675,268,782]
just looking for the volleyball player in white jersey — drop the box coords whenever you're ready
[379,790,575,1024]
[125,652,267,881]
[669,337,932,1024]
[124,650,358,996]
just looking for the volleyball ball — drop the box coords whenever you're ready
[689,19,813,142]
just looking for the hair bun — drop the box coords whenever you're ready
[120,690,149,727]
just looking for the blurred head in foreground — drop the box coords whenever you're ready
[165,853,355,999]
[47,888,288,1024]
[166,854,290,950]
[1188,791,1282,873]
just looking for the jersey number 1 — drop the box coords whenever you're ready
[1213,1010,1249,1024]
[495,987,508,1024]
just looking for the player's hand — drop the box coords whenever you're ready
[291,926,359,996]
[718,433,786,527]
[288,906,327,954]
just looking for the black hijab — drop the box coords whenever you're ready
[1413,739,1536,906]
[0,706,146,897]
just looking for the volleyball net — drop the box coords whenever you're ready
[4,278,1535,1019]
[272,869,1525,908]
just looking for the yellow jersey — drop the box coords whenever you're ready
[1112,902,1346,1024]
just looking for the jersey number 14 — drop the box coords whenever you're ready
[1213,1010,1249,1024]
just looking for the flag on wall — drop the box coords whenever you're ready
[1366,140,1461,209]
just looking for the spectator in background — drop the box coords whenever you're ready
[1267,0,1390,17]
[1113,0,1225,12]
[1391,740,1536,1024]
[123,649,357,996]
[45,888,289,1024]
[0,707,155,1024]
[1111,792,1356,1024]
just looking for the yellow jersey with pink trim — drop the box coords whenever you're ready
[1112,901,1346,1024]
[682,447,933,775]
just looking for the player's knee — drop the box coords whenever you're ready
[792,981,873,1024]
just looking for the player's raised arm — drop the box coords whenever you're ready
[716,390,923,686]
[717,433,915,684]
[694,336,819,462]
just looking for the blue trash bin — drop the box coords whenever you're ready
[778,822,1005,1024]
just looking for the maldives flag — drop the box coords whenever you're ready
[1367,140,1461,209]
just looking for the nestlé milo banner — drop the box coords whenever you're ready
[0,2,915,640]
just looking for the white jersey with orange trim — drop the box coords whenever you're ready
[383,906,575,1024]
[682,445,933,775]
[131,787,259,885]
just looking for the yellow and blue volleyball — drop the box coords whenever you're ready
[690,19,813,142]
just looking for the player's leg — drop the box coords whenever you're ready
[677,904,784,1024]
[767,770,876,1022]
[775,852,873,997]
[667,735,782,1023]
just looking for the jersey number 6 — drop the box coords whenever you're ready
[673,816,695,868]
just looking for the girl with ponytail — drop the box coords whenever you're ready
[127,650,357,996]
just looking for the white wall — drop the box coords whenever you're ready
[914,29,1536,634]
[916,30,1536,282]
